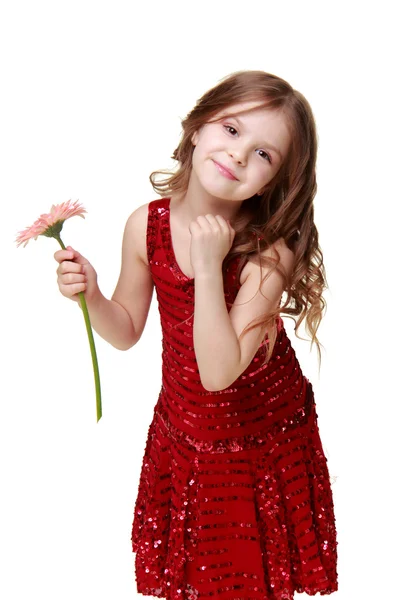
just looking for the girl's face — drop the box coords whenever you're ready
[191,101,291,202]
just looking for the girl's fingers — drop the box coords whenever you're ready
[201,214,222,230]
[219,216,231,232]
[54,250,69,261]
[60,282,86,296]
[62,272,86,285]
[54,247,87,265]
[56,260,84,275]
[63,261,84,273]
[54,249,75,264]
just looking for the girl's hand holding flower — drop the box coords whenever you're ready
[188,214,236,277]
[54,246,100,307]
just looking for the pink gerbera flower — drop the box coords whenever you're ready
[16,199,86,247]
[16,199,102,421]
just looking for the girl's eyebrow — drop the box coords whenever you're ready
[229,115,283,159]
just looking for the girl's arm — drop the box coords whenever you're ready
[193,239,294,391]
[81,204,154,351]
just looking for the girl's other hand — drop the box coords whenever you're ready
[54,245,100,305]
[189,214,236,276]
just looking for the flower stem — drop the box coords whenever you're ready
[55,235,102,422]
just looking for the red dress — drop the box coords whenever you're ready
[131,197,338,600]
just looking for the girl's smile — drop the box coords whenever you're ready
[212,159,239,181]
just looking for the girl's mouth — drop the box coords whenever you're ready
[213,160,239,181]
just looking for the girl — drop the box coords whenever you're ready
[54,70,338,600]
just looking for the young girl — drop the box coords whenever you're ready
[54,70,338,600]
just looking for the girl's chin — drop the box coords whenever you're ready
[196,178,241,198]
[201,187,239,201]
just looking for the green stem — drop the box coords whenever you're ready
[55,235,102,422]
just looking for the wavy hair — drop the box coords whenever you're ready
[149,70,328,371]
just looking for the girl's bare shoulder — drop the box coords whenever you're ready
[124,201,152,266]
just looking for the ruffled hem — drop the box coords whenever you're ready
[131,392,338,600]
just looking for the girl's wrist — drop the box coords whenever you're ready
[78,287,102,310]
[193,263,223,279]
[194,270,222,281]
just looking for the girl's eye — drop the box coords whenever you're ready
[257,149,273,164]
[224,125,237,136]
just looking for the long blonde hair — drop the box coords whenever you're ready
[150,70,328,371]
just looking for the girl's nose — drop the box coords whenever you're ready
[229,147,247,165]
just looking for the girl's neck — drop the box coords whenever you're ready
[170,189,248,231]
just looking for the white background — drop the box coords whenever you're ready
[1,1,398,599]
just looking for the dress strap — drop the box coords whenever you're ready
[146,198,168,265]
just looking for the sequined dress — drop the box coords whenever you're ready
[131,197,338,600]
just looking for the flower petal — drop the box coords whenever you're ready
[16,199,87,247]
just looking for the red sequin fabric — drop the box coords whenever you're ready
[131,197,338,600]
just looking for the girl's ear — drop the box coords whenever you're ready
[191,131,198,146]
